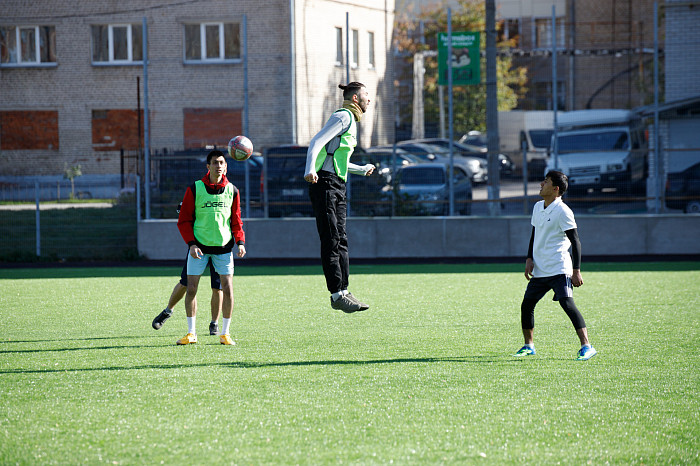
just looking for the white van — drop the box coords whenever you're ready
[546,109,647,195]
[498,111,554,178]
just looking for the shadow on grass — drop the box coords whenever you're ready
[0,335,146,344]
[0,355,523,374]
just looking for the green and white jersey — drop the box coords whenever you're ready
[306,108,357,182]
[193,180,235,247]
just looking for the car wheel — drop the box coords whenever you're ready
[685,201,700,214]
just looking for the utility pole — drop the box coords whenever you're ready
[485,0,500,215]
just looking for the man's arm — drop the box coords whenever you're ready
[177,186,196,246]
[565,228,583,286]
[304,112,348,182]
[348,162,375,176]
[230,187,246,257]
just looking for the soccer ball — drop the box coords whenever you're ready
[228,135,254,161]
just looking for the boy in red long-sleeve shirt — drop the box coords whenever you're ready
[176,150,246,346]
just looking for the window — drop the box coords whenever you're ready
[558,131,629,153]
[367,31,375,68]
[335,27,343,65]
[91,24,143,64]
[534,81,566,110]
[184,22,240,63]
[534,18,565,49]
[0,25,56,66]
[498,19,520,47]
[351,29,359,68]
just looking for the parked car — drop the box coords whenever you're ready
[411,137,515,177]
[546,110,648,196]
[458,130,488,149]
[261,145,313,217]
[666,161,700,213]
[157,147,262,217]
[379,140,487,184]
[261,145,391,217]
[362,146,424,181]
[394,163,472,216]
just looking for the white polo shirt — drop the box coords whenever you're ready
[530,197,577,277]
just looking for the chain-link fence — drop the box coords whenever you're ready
[127,2,696,220]
[0,180,138,262]
[2,1,698,264]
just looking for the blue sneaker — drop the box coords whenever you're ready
[513,345,536,357]
[576,346,597,361]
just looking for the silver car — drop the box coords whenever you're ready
[390,141,488,183]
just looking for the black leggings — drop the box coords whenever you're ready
[521,296,586,330]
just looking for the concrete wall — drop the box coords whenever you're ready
[138,215,700,261]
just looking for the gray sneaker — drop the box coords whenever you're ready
[209,322,219,335]
[346,293,369,311]
[330,295,363,313]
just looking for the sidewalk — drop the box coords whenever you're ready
[0,202,113,211]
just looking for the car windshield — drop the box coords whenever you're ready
[461,135,487,147]
[397,144,438,160]
[557,130,629,153]
[529,130,553,149]
[399,167,445,185]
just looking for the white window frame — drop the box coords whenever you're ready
[183,22,241,64]
[351,29,359,68]
[367,31,375,69]
[92,23,143,65]
[0,25,56,67]
[110,24,134,63]
[533,17,565,51]
[335,27,344,66]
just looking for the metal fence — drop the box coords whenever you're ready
[0,181,138,262]
[130,2,698,219]
[2,2,699,230]
[137,130,698,221]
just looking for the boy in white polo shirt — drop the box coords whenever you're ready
[514,170,597,361]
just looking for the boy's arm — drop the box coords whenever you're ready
[564,228,581,269]
[525,226,535,280]
[565,228,583,286]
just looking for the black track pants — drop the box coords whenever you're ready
[309,172,349,293]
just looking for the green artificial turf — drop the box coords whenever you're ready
[0,263,698,464]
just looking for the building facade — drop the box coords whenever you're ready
[497,0,663,111]
[0,0,395,182]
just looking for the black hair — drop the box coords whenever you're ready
[207,149,226,164]
[545,170,568,195]
[339,82,365,100]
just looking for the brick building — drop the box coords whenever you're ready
[0,0,395,184]
[496,0,663,111]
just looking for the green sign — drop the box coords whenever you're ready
[437,31,480,86]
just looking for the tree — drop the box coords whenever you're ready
[63,163,82,200]
[394,0,528,138]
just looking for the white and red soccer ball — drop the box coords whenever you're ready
[228,135,254,161]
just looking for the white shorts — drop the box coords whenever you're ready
[187,251,233,277]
